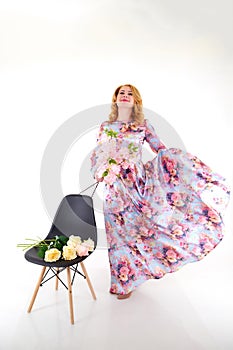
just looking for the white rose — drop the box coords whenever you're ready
[67,235,82,248]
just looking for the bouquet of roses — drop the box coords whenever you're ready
[17,235,95,262]
[91,128,139,185]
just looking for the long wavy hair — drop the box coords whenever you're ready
[108,84,145,125]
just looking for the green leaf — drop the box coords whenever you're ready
[37,245,48,258]
[58,235,69,245]
[108,158,117,164]
[102,170,109,177]
[128,143,138,152]
[104,128,118,138]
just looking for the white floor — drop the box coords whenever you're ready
[3,223,233,350]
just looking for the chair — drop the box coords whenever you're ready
[25,191,98,324]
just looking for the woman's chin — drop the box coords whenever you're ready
[117,102,134,109]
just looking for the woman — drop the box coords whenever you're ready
[90,84,230,300]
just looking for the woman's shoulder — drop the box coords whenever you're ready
[143,118,154,128]
[101,120,112,125]
[98,120,109,128]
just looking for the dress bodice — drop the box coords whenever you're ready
[97,120,148,161]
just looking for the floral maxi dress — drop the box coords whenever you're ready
[90,119,230,295]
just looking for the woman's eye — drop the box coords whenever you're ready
[118,91,132,96]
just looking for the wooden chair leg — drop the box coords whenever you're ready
[55,268,59,290]
[66,267,74,325]
[80,262,97,300]
[27,266,46,313]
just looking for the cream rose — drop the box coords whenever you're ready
[44,248,61,262]
[67,235,82,248]
[62,246,77,260]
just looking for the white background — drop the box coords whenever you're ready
[1,0,232,242]
[1,1,232,349]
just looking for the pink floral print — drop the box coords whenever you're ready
[90,119,230,295]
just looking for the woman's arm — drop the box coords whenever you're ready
[144,119,166,153]
[90,122,106,181]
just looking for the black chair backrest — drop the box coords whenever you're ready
[47,195,97,246]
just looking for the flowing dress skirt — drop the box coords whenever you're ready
[91,120,230,295]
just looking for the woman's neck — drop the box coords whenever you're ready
[117,108,133,122]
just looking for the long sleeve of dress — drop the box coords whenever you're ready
[144,119,166,153]
[90,122,106,180]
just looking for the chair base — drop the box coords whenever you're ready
[27,262,96,325]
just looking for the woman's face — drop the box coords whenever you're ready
[116,86,134,108]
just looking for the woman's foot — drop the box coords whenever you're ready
[117,292,132,300]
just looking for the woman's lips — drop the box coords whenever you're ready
[121,99,129,102]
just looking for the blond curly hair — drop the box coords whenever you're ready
[108,84,145,125]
